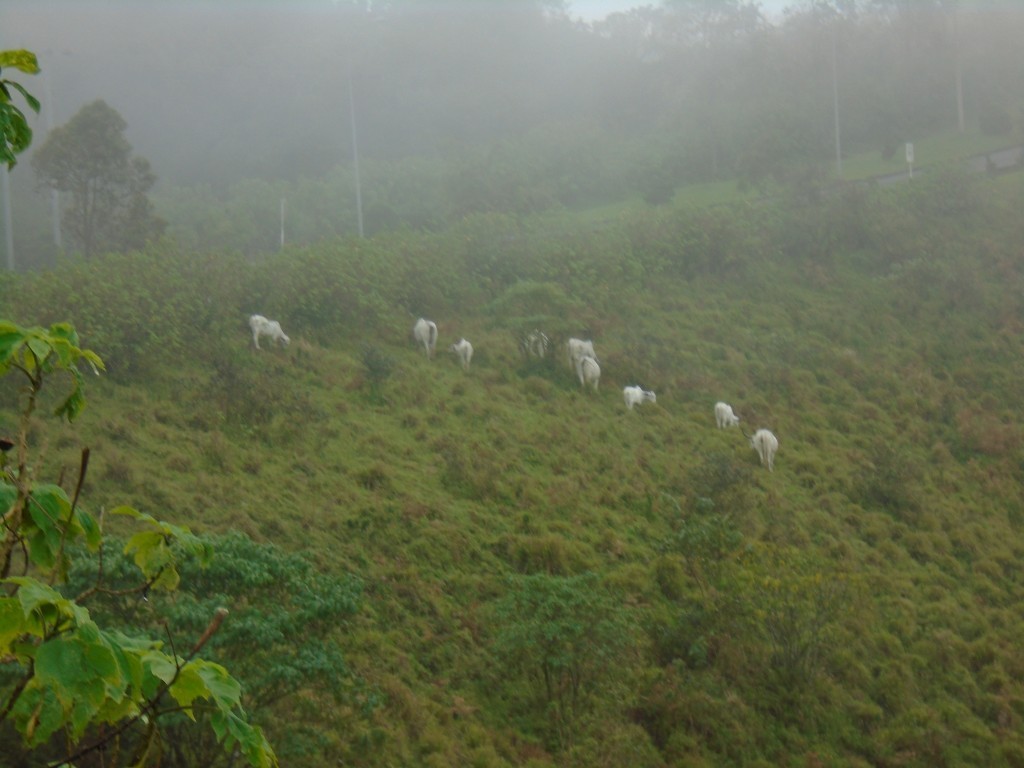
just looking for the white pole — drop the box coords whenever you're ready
[280,197,286,249]
[2,168,13,270]
[831,22,842,178]
[952,5,964,134]
[348,64,364,239]
[43,71,61,249]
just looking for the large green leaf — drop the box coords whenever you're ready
[23,484,71,571]
[76,508,102,550]
[6,576,91,633]
[12,683,64,747]
[0,597,29,652]
[0,49,40,74]
[166,659,248,733]
[211,710,278,768]
[34,632,121,738]
[0,321,25,366]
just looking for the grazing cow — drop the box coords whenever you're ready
[578,355,600,392]
[519,329,550,360]
[749,428,779,471]
[623,386,656,410]
[249,314,290,350]
[567,338,597,373]
[450,338,473,371]
[714,401,740,429]
[413,317,438,359]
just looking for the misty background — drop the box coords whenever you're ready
[3,0,1024,262]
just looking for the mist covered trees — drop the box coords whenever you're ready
[32,99,164,258]
[6,1,1024,261]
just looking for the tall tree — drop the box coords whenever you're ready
[31,99,164,258]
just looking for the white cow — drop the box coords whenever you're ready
[578,355,600,392]
[714,401,740,429]
[623,386,656,410]
[567,338,597,373]
[750,428,779,471]
[249,314,290,350]
[413,317,438,359]
[450,338,473,371]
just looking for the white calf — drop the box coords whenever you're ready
[413,317,438,359]
[750,428,779,471]
[450,338,473,370]
[249,314,290,350]
[714,401,740,429]
[578,355,600,392]
[623,386,656,410]
[567,338,597,372]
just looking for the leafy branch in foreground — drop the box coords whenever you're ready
[66,530,378,767]
[0,49,41,169]
[0,319,276,767]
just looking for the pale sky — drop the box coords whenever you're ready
[569,0,791,23]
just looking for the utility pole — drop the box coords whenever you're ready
[951,5,965,134]
[347,63,364,239]
[831,20,842,178]
[43,69,61,249]
[2,169,13,271]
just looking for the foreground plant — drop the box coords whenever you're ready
[0,320,276,767]
[0,49,40,169]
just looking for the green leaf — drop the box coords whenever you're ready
[6,576,91,633]
[110,504,145,521]
[0,597,29,652]
[12,682,65,747]
[168,663,211,717]
[0,322,25,365]
[0,49,40,74]
[142,649,179,685]
[194,659,242,710]
[22,485,71,572]
[76,508,102,549]
[26,337,50,363]
[54,366,87,421]
[124,529,174,581]
[211,710,278,768]
[34,632,121,738]
[5,81,40,113]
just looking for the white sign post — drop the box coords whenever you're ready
[906,142,915,179]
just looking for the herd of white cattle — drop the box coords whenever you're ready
[249,313,779,471]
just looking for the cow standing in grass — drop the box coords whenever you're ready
[414,318,438,359]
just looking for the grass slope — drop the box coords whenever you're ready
[4,168,1024,767]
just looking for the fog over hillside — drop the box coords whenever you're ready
[3,0,1024,267]
[5,0,1022,191]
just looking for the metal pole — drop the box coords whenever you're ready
[280,197,286,249]
[2,168,13,270]
[831,22,842,178]
[43,70,61,249]
[952,6,965,134]
[347,64,364,239]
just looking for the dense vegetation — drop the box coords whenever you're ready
[4,162,1024,766]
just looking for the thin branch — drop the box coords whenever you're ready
[76,565,166,604]
[68,447,89,516]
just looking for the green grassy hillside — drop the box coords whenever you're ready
[4,168,1024,767]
